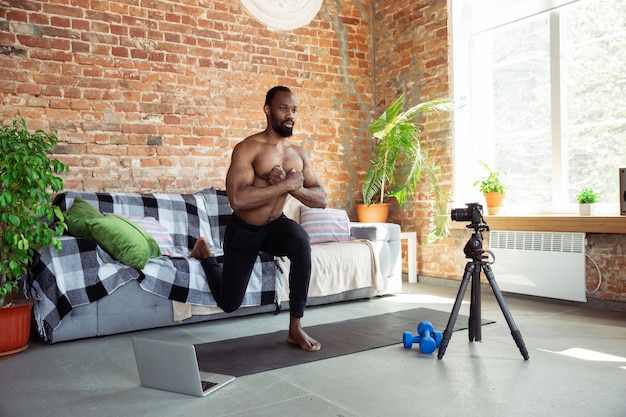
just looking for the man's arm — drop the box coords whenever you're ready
[287,147,327,209]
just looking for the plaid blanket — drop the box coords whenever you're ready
[24,188,280,343]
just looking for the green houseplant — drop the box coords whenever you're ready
[358,94,454,239]
[576,186,600,204]
[473,161,506,215]
[576,186,600,215]
[0,118,68,358]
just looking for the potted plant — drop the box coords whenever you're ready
[473,161,506,215]
[576,186,600,215]
[358,94,453,239]
[0,118,68,359]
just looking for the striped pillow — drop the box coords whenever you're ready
[127,216,175,256]
[299,207,350,244]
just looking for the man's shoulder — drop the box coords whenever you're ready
[234,134,262,151]
[239,132,269,146]
[237,132,296,150]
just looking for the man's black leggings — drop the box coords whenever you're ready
[200,213,311,318]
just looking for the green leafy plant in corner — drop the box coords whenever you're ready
[362,94,454,241]
[576,187,601,204]
[0,118,69,306]
[473,161,506,194]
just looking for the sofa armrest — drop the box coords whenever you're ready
[350,222,401,242]
[350,222,402,294]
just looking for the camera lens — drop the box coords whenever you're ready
[451,208,472,222]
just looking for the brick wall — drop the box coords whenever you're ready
[0,0,374,206]
[1,0,624,304]
[371,0,458,281]
[585,234,626,303]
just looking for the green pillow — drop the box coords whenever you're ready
[65,197,104,238]
[85,215,162,269]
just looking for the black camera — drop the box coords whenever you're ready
[450,202,484,225]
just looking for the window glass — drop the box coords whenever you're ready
[473,14,552,207]
[455,0,626,213]
[563,0,626,205]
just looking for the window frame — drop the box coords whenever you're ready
[451,0,622,215]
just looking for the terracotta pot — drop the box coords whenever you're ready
[0,299,35,360]
[484,192,504,215]
[355,202,390,223]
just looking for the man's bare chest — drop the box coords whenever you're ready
[253,146,303,179]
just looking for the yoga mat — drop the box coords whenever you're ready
[195,307,495,376]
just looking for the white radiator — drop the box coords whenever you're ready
[488,230,587,302]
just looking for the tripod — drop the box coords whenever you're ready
[437,220,529,360]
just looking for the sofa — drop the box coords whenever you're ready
[24,188,402,344]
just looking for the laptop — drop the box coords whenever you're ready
[132,337,235,397]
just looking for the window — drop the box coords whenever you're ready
[452,0,626,214]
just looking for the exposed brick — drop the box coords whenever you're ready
[69,100,91,110]
[7,0,41,12]
[127,145,156,156]
[30,48,73,62]
[49,16,71,29]
[26,96,48,107]
[42,85,63,97]
[111,46,128,57]
[72,19,90,31]
[130,48,148,59]
[7,9,28,22]
[42,4,84,19]
[81,122,121,132]
[71,40,90,53]
[122,123,158,135]
[147,135,162,146]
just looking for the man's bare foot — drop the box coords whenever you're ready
[287,317,321,352]
[188,237,213,259]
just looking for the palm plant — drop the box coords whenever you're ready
[362,94,454,240]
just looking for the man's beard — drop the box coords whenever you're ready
[271,116,294,137]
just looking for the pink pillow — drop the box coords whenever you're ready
[127,216,175,256]
[299,207,350,244]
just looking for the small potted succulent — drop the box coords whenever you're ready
[576,186,601,216]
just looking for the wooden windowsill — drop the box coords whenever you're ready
[450,214,626,234]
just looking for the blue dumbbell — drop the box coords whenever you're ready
[402,321,443,354]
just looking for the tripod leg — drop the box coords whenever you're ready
[437,262,475,359]
[482,264,530,360]
[469,261,482,342]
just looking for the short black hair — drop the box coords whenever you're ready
[265,86,292,106]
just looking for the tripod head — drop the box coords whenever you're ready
[450,203,491,262]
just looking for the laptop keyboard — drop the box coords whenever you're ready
[201,380,218,391]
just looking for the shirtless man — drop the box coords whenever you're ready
[189,86,327,352]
